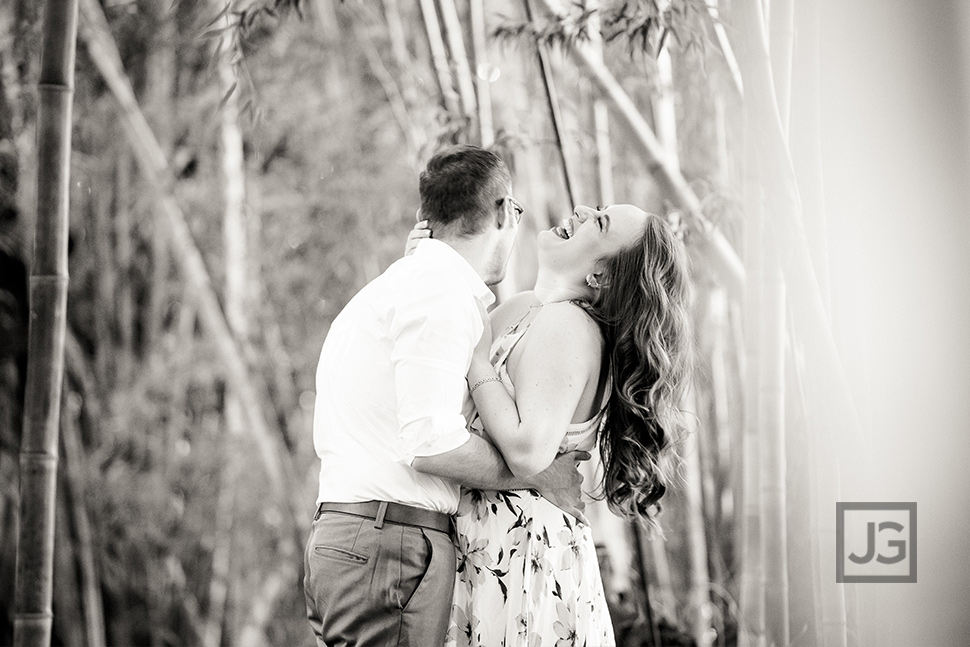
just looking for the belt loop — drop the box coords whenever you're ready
[374,501,388,529]
[313,503,323,521]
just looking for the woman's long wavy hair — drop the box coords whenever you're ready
[585,213,692,523]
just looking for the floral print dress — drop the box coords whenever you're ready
[445,311,615,647]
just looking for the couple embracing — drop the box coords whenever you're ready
[304,145,692,647]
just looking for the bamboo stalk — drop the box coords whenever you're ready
[236,560,298,647]
[417,0,461,116]
[533,0,744,297]
[586,2,614,207]
[377,0,425,159]
[785,317,819,647]
[593,101,614,205]
[143,0,175,352]
[469,0,494,147]
[114,145,134,382]
[62,390,107,647]
[706,0,744,96]
[652,45,680,169]
[683,388,714,647]
[813,431,847,647]
[438,0,478,128]
[790,0,830,311]
[91,164,114,386]
[382,0,412,78]
[762,3,794,643]
[203,7,246,645]
[737,185,765,647]
[768,0,794,135]
[759,253,789,647]
[632,524,663,646]
[310,0,347,101]
[77,0,307,539]
[524,0,579,207]
[14,1,78,645]
[52,492,84,647]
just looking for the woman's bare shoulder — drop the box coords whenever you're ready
[525,301,604,365]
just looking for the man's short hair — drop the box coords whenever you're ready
[418,145,511,237]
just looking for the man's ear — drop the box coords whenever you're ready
[496,198,513,230]
[415,208,423,222]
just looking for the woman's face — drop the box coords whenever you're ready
[537,204,648,273]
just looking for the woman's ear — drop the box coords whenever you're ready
[589,261,610,289]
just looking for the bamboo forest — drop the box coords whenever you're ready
[1,0,969,646]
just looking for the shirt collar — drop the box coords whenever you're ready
[414,238,496,307]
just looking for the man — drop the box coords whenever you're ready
[304,145,587,647]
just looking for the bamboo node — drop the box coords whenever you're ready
[37,83,74,93]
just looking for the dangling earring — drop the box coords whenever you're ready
[586,273,601,289]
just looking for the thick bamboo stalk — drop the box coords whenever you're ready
[738,190,765,647]
[632,525,662,646]
[652,46,680,169]
[785,320,820,647]
[417,0,461,116]
[382,0,412,77]
[77,0,306,537]
[706,0,744,96]
[469,0,494,147]
[534,0,744,297]
[14,1,78,646]
[586,4,614,209]
[759,253,789,646]
[438,0,478,127]
[143,0,175,352]
[762,3,794,643]
[790,0,830,311]
[812,420,847,647]
[683,390,714,647]
[524,0,579,207]
[204,8,246,645]
[768,0,794,135]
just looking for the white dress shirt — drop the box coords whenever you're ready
[313,238,495,514]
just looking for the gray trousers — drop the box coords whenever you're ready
[304,512,456,647]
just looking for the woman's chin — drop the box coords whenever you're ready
[536,229,563,247]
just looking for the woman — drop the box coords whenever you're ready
[411,204,692,647]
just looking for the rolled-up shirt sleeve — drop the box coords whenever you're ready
[388,269,481,464]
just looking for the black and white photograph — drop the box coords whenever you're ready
[1,1,968,646]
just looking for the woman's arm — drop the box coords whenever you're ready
[468,301,603,478]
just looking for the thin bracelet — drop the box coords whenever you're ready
[469,376,502,394]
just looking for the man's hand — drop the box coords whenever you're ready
[524,450,591,524]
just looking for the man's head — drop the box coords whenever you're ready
[418,145,520,285]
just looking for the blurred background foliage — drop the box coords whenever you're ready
[0,0,912,645]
